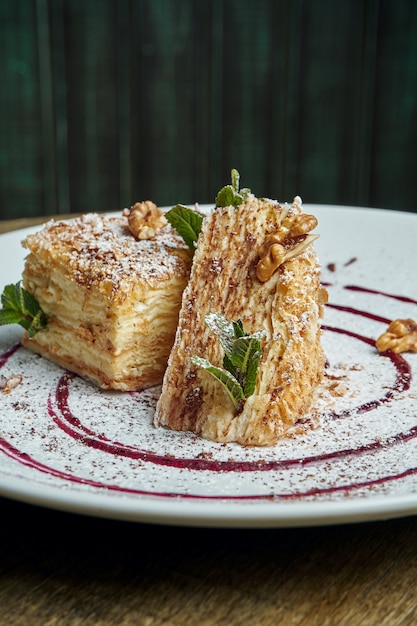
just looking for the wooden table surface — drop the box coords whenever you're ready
[1,216,417,626]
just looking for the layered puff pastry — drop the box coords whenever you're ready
[154,195,327,447]
[21,205,192,390]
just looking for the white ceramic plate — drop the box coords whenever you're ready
[1,204,417,528]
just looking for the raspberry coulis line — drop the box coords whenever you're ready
[321,283,417,306]
[0,342,20,367]
[322,325,411,416]
[344,285,417,305]
[48,325,411,473]
[0,283,415,501]
[0,431,417,502]
[325,303,390,324]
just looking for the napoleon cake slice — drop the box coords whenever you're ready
[20,202,192,390]
[154,184,327,446]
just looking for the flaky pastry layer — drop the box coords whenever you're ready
[154,196,326,446]
[21,213,192,390]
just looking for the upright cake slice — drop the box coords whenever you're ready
[154,191,327,446]
[20,203,192,390]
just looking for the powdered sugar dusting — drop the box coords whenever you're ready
[1,204,417,527]
[1,280,416,502]
[23,213,190,295]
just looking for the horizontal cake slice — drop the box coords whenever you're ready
[21,204,192,390]
[154,194,327,446]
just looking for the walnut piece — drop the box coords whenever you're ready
[124,201,167,240]
[287,214,318,238]
[256,242,287,282]
[375,318,417,354]
[256,233,319,282]
[265,212,318,243]
[256,206,319,282]
[1,373,23,394]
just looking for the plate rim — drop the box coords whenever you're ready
[1,203,417,528]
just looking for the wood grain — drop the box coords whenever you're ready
[0,496,416,625]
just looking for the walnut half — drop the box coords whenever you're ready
[124,201,167,240]
[375,318,417,354]
[256,204,319,282]
[256,233,319,282]
[0,373,23,394]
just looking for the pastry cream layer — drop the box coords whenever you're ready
[21,213,192,390]
[154,196,326,446]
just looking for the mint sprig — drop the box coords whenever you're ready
[0,282,48,338]
[215,168,251,209]
[165,204,204,251]
[166,169,251,250]
[191,313,265,409]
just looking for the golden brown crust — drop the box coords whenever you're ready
[21,212,192,390]
[154,196,325,446]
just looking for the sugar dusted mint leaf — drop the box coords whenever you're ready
[167,170,251,250]
[215,185,237,209]
[165,204,204,251]
[192,313,265,411]
[231,168,240,192]
[204,312,236,354]
[215,169,251,209]
[0,282,47,338]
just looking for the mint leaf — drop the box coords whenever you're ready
[191,356,245,409]
[242,341,262,397]
[215,169,251,209]
[192,313,265,411]
[0,309,22,326]
[166,170,251,250]
[0,282,47,338]
[230,336,260,371]
[231,168,240,192]
[229,333,264,397]
[1,283,24,314]
[22,287,44,319]
[215,185,238,208]
[165,204,204,251]
[232,318,245,338]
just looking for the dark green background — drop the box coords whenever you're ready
[1,0,417,220]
